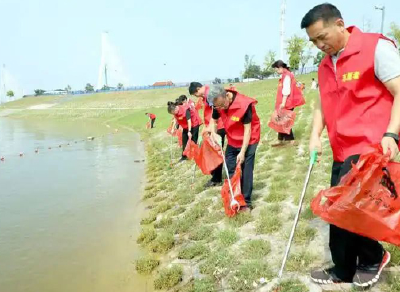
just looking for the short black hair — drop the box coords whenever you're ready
[301,3,342,29]
[272,60,290,70]
[188,82,203,95]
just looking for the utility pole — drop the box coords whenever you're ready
[374,5,385,34]
[280,0,287,61]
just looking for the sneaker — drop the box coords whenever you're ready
[177,157,187,163]
[353,251,391,289]
[204,180,221,188]
[311,267,349,285]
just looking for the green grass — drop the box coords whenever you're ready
[137,228,157,245]
[383,243,400,266]
[255,209,283,234]
[227,260,272,291]
[149,232,175,253]
[188,226,214,241]
[135,256,160,274]
[154,265,183,290]
[272,279,309,292]
[286,250,318,272]
[216,229,239,247]
[225,212,253,227]
[199,250,235,279]
[240,240,271,259]
[178,243,210,260]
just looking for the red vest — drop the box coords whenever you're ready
[203,85,224,130]
[275,69,305,110]
[174,104,201,129]
[319,26,396,162]
[217,91,261,148]
[149,113,156,119]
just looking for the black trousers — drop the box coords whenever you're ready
[278,108,295,141]
[329,155,384,281]
[210,129,226,183]
[225,143,258,207]
[278,130,294,141]
[182,125,199,159]
[150,118,156,128]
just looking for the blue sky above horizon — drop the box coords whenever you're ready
[0,0,399,93]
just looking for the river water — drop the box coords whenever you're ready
[0,118,153,292]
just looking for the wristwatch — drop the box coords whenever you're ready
[383,132,399,144]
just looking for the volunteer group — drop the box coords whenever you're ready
[159,3,400,289]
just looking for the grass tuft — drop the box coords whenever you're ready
[135,256,160,274]
[154,265,183,290]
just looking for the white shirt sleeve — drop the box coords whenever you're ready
[282,75,291,96]
[375,39,400,83]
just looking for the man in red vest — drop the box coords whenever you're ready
[189,82,226,187]
[206,85,261,210]
[145,113,156,128]
[302,3,400,288]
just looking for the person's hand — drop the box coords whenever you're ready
[201,126,209,136]
[188,131,192,139]
[381,136,399,160]
[236,151,245,164]
[309,133,322,157]
[279,103,285,109]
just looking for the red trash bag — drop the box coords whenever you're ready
[194,134,223,175]
[183,139,200,160]
[311,144,400,246]
[268,109,296,134]
[176,129,183,147]
[167,124,174,135]
[221,164,247,217]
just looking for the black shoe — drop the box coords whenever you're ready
[311,267,350,285]
[353,251,391,289]
[204,180,221,188]
[177,157,187,163]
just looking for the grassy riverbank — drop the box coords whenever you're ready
[1,75,399,292]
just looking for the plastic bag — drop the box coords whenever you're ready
[176,129,183,147]
[268,109,296,134]
[183,139,199,160]
[146,122,151,129]
[194,134,223,175]
[221,164,247,217]
[311,144,400,246]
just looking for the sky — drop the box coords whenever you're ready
[0,0,399,94]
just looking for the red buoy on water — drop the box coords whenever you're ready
[1,157,4,161]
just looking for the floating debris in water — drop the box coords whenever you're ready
[1,157,5,161]
[87,137,95,141]
[19,152,24,157]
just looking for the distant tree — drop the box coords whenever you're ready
[34,89,46,96]
[262,50,276,78]
[314,51,325,66]
[65,85,72,92]
[101,85,110,91]
[227,78,233,83]
[212,77,222,84]
[243,54,261,79]
[85,83,94,92]
[389,22,400,51]
[117,83,124,90]
[286,35,308,71]
[234,77,240,83]
[300,43,313,73]
[6,90,14,97]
